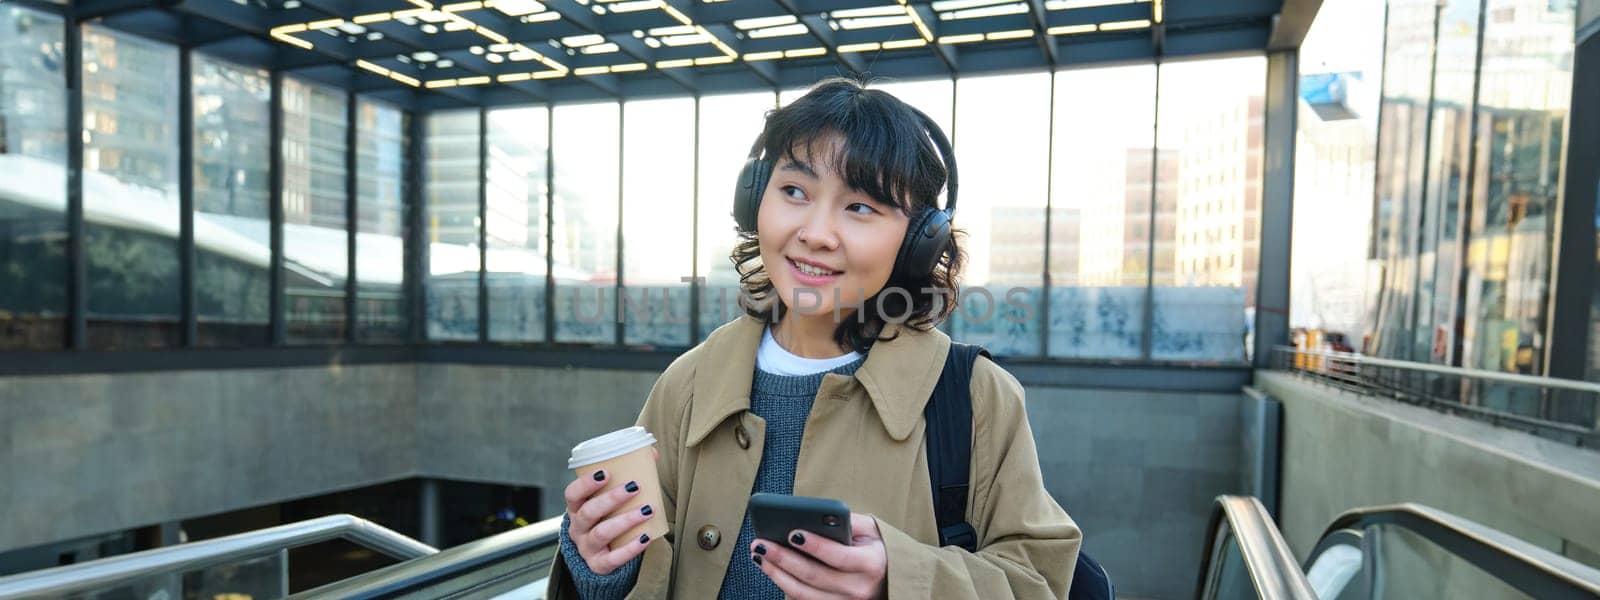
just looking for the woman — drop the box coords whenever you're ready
[547,78,1080,599]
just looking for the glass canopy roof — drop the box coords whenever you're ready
[63,0,1291,109]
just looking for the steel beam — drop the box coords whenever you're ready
[1254,50,1297,368]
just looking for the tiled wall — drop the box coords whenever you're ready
[1026,386,1247,599]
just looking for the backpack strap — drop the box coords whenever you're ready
[923,342,989,552]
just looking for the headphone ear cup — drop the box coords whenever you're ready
[733,158,772,233]
[894,209,953,282]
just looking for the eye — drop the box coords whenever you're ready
[845,202,879,215]
[781,185,806,201]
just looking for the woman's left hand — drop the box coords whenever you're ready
[750,512,888,600]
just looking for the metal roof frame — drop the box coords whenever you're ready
[24,0,1314,111]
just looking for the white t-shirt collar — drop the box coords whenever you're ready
[756,326,863,376]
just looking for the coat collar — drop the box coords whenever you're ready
[686,314,952,446]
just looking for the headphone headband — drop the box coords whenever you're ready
[905,106,959,215]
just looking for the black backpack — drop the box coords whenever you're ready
[924,343,1115,600]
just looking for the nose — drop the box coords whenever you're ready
[797,203,841,251]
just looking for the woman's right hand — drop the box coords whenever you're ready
[564,469,655,575]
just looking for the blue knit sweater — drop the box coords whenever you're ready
[558,357,867,599]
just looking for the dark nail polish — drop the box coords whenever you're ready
[639,533,650,544]
[753,554,763,565]
[625,481,639,493]
[640,504,653,516]
[790,532,805,545]
[592,470,606,482]
[754,543,767,555]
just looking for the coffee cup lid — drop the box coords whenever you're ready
[568,426,656,470]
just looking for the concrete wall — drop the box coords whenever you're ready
[413,363,658,519]
[1255,370,1600,569]
[0,363,658,554]
[1,364,1249,600]
[0,364,420,553]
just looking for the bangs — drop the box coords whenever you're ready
[759,82,948,214]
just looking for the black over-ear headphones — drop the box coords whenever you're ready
[731,106,959,283]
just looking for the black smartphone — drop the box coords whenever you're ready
[748,493,853,548]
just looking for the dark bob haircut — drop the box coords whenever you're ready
[731,77,966,353]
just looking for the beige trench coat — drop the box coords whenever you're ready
[547,314,1081,599]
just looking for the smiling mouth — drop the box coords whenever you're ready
[788,258,842,277]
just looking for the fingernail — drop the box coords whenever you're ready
[640,504,653,516]
[752,554,763,565]
[754,543,767,555]
[790,532,805,545]
[592,470,606,482]
[639,533,650,544]
[625,481,639,493]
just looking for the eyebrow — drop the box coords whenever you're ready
[778,160,816,178]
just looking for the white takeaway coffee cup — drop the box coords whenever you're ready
[569,426,668,550]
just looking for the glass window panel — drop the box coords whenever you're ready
[425,109,481,341]
[486,106,549,343]
[552,102,620,344]
[1151,57,1265,363]
[192,53,271,347]
[1287,0,1382,352]
[696,92,774,339]
[1413,0,1481,365]
[1466,0,1572,378]
[779,86,809,107]
[356,98,408,343]
[1048,65,1156,360]
[281,77,348,343]
[1370,0,1438,362]
[622,97,693,348]
[82,24,180,349]
[949,72,1050,357]
[0,6,67,350]
[871,78,953,140]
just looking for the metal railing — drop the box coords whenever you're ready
[1195,495,1317,600]
[0,514,436,599]
[289,514,563,599]
[1305,503,1600,600]
[1271,346,1600,447]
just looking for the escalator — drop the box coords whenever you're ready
[4,496,1598,599]
[1197,496,1316,599]
[1296,503,1600,600]
[0,515,435,599]
[285,516,559,600]
[1197,496,1600,600]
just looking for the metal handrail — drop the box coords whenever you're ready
[1195,495,1317,600]
[1270,346,1600,446]
[1317,503,1600,600]
[1275,346,1600,394]
[1303,527,1363,573]
[0,514,436,599]
[289,514,563,599]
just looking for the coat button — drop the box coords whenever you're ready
[734,425,751,450]
[697,524,721,550]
